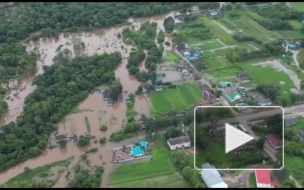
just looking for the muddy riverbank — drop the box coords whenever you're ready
[0,11,182,187]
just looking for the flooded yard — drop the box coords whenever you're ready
[0,11,182,187]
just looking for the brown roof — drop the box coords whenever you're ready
[168,136,191,146]
[103,91,111,98]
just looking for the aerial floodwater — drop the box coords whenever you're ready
[0,11,178,187]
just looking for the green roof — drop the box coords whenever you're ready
[156,76,163,82]
[226,90,241,102]
[219,82,232,88]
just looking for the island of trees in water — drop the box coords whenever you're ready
[0,2,206,173]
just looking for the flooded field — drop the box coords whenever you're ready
[0,11,182,187]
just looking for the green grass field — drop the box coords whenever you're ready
[213,47,235,56]
[288,20,303,30]
[1,158,72,188]
[204,67,242,83]
[200,17,236,45]
[177,83,203,104]
[285,117,304,133]
[228,11,277,42]
[285,154,304,179]
[218,17,241,32]
[240,59,296,98]
[249,172,257,188]
[297,49,304,69]
[149,83,202,113]
[196,40,224,51]
[202,51,216,59]
[188,144,229,168]
[108,144,190,187]
[166,51,181,62]
[275,30,304,39]
[177,21,213,43]
[290,2,304,12]
[206,57,234,71]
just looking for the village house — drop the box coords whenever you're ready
[201,163,228,188]
[102,91,112,101]
[284,116,297,127]
[297,130,304,140]
[208,9,223,19]
[266,134,282,149]
[237,72,249,80]
[167,136,191,150]
[55,134,69,142]
[254,96,271,106]
[181,69,190,76]
[255,170,275,188]
[226,87,245,102]
[216,82,234,90]
[236,103,248,111]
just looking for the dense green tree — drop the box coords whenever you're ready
[78,136,90,147]
[0,52,121,171]
[58,140,67,147]
[163,16,175,33]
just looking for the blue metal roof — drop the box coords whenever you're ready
[132,146,144,156]
[140,141,148,147]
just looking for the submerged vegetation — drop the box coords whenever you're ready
[0,157,73,188]
[0,53,121,171]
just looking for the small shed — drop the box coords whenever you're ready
[100,88,107,93]
[156,75,163,83]
[140,141,148,147]
[288,44,296,50]
[132,146,145,157]
[297,130,304,140]
[182,69,190,76]
[238,72,249,79]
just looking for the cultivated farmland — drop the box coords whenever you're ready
[149,83,202,113]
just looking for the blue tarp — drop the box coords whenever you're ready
[125,96,131,101]
[288,44,296,49]
[282,54,287,58]
[132,146,144,156]
[100,89,106,93]
[193,52,200,57]
[140,141,148,147]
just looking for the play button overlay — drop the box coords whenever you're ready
[225,123,254,153]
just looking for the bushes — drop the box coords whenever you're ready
[232,33,262,44]
[86,148,98,153]
[99,137,106,144]
[100,124,108,132]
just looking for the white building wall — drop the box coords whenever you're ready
[257,183,274,188]
[212,182,228,188]
[167,141,191,150]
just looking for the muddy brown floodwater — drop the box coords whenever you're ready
[0,11,182,187]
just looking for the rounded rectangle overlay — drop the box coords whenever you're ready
[193,106,284,171]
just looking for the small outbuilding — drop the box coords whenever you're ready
[201,163,228,188]
[297,130,304,140]
[167,136,191,150]
[284,116,297,127]
[266,134,282,149]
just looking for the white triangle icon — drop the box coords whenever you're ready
[225,123,254,153]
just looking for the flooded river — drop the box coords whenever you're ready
[0,11,182,187]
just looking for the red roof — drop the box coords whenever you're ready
[255,170,275,187]
[266,134,282,148]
